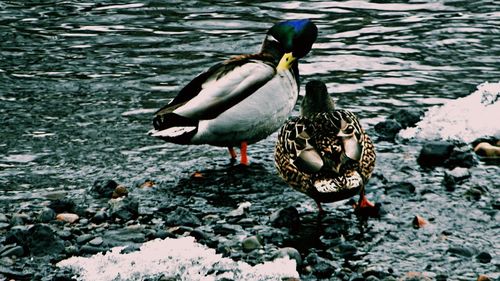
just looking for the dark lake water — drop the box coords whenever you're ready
[1,1,499,278]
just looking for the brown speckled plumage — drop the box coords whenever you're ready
[274,81,376,206]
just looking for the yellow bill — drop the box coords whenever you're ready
[277,52,297,71]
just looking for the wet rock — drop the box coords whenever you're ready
[444,147,476,168]
[92,179,118,198]
[242,236,262,252]
[337,242,357,258]
[190,229,208,242]
[274,247,302,267]
[112,185,129,199]
[312,259,336,279]
[37,207,56,223]
[374,120,402,141]
[474,142,500,157]
[213,224,242,235]
[80,245,108,255]
[0,245,24,257]
[417,141,455,168]
[269,206,301,230]
[477,275,492,281]
[165,206,201,227]
[56,229,73,240]
[465,186,486,201]
[476,252,492,263]
[26,224,65,256]
[447,245,475,257]
[10,213,30,226]
[104,226,146,245]
[400,272,433,281]
[76,234,94,244]
[227,201,252,217]
[56,213,79,224]
[109,197,139,222]
[384,182,416,195]
[139,180,156,188]
[88,236,103,247]
[365,276,381,281]
[389,109,423,128]
[413,215,428,228]
[48,199,76,213]
[92,210,108,223]
[0,265,33,280]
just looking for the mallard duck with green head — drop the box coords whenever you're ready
[275,80,376,214]
[149,19,318,165]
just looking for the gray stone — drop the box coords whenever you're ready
[417,141,455,168]
[88,236,103,246]
[270,206,301,230]
[37,208,56,223]
[476,252,492,263]
[165,207,201,227]
[242,236,262,252]
[374,120,403,141]
[26,224,65,256]
[109,197,139,222]
[48,199,76,213]
[389,108,424,129]
[0,245,24,257]
[92,179,118,198]
[76,234,94,245]
[274,247,302,266]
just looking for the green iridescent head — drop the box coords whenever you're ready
[267,19,318,58]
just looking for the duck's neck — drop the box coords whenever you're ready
[301,94,335,118]
[260,35,285,63]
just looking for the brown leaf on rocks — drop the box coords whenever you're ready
[140,180,156,188]
[56,213,79,224]
[477,275,492,281]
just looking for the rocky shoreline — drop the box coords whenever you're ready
[1,108,498,281]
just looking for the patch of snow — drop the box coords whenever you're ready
[400,81,500,142]
[57,236,298,281]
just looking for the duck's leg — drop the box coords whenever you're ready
[357,191,375,209]
[240,141,249,166]
[315,199,325,216]
[228,147,237,161]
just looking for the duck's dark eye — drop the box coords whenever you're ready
[344,125,354,134]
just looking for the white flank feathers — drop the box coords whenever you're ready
[150,126,197,138]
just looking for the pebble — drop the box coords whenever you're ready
[26,224,65,256]
[388,108,423,129]
[474,142,500,157]
[312,260,336,279]
[477,274,492,281]
[112,185,129,199]
[374,119,402,141]
[0,265,33,280]
[269,206,301,230]
[0,213,8,223]
[417,141,455,168]
[0,245,24,257]
[92,179,119,198]
[76,234,95,245]
[93,210,108,223]
[48,199,76,213]
[37,208,56,223]
[80,245,107,255]
[88,236,104,247]
[447,245,475,257]
[242,236,262,252]
[476,252,492,263]
[227,201,252,217]
[212,224,242,235]
[384,182,416,195]
[445,147,476,168]
[337,242,358,258]
[165,206,201,227]
[109,197,139,222]
[56,213,80,224]
[274,247,302,267]
[10,213,30,226]
[413,215,428,228]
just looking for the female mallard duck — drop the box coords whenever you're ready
[149,19,318,165]
[275,80,376,213]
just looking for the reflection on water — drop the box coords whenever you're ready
[1,1,499,192]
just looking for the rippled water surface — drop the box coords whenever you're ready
[1,1,499,278]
